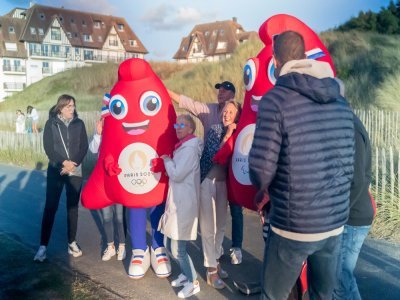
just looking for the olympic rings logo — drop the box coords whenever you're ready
[131,178,147,186]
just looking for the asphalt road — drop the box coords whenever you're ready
[0,163,399,299]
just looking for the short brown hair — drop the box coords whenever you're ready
[273,31,305,65]
[52,94,76,116]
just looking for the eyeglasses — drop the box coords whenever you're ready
[173,123,186,129]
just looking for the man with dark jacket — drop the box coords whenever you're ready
[248,31,355,299]
[333,114,374,300]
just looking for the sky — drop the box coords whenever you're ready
[2,0,393,61]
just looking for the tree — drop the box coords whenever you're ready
[377,9,399,34]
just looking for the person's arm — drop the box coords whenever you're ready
[74,120,88,165]
[221,123,236,147]
[43,120,67,168]
[249,94,282,199]
[89,119,103,154]
[167,89,210,117]
[349,125,367,209]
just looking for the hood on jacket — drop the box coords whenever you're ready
[277,59,341,104]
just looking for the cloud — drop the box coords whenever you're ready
[140,4,214,31]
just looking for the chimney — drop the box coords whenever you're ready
[232,17,237,23]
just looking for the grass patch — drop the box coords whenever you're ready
[0,149,48,169]
[0,233,110,299]
[370,193,400,242]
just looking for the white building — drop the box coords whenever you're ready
[0,4,148,101]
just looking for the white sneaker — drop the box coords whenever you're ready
[34,245,47,262]
[230,248,242,265]
[68,241,83,258]
[117,244,126,261]
[151,247,171,278]
[128,247,150,279]
[177,280,200,298]
[171,273,188,287]
[102,244,116,261]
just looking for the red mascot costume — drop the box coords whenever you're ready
[82,58,177,279]
[215,14,336,299]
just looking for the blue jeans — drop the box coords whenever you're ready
[333,224,370,300]
[229,202,243,248]
[165,238,197,282]
[102,204,125,244]
[261,229,342,300]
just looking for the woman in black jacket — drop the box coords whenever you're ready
[34,94,88,262]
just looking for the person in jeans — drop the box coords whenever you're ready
[248,31,355,299]
[89,118,126,261]
[168,83,244,265]
[34,94,88,262]
[154,114,203,298]
[333,112,375,299]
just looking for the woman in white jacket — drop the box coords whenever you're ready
[153,114,203,299]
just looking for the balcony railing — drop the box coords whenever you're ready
[3,82,26,90]
[29,49,68,59]
[84,53,138,62]
[2,65,26,72]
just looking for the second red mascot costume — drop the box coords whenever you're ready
[214,14,336,211]
[82,58,177,279]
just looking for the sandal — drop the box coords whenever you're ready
[206,269,226,289]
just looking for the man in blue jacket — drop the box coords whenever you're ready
[249,31,355,300]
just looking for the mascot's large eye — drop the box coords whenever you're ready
[267,57,277,85]
[243,59,257,91]
[140,91,162,116]
[109,95,128,120]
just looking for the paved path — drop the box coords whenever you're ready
[0,163,399,299]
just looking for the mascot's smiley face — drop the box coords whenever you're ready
[101,58,174,143]
[107,90,162,136]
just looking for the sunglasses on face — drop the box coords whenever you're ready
[174,123,186,129]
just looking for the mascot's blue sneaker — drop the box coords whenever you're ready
[128,247,150,279]
[151,247,171,278]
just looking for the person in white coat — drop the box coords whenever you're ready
[152,114,203,299]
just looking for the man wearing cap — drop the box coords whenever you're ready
[168,83,244,265]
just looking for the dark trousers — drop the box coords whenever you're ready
[40,165,82,246]
[229,202,243,248]
[261,229,342,300]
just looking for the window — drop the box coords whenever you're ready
[84,49,94,60]
[5,42,17,51]
[74,32,78,38]
[40,13,45,20]
[38,28,44,35]
[51,45,60,55]
[70,18,74,23]
[217,41,227,50]
[205,31,210,36]
[117,23,124,31]
[30,27,36,34]
[109,36,118,46]
[51,27,61,40]
[59,16,63,22]
[9,26,15,33]
[67,32,72,38]
[82,20,86,26]
[94,21,101,28]
[220,29,225,36]
[83,34,92,42]
[42,61,50,74]
[130,40,138,47]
